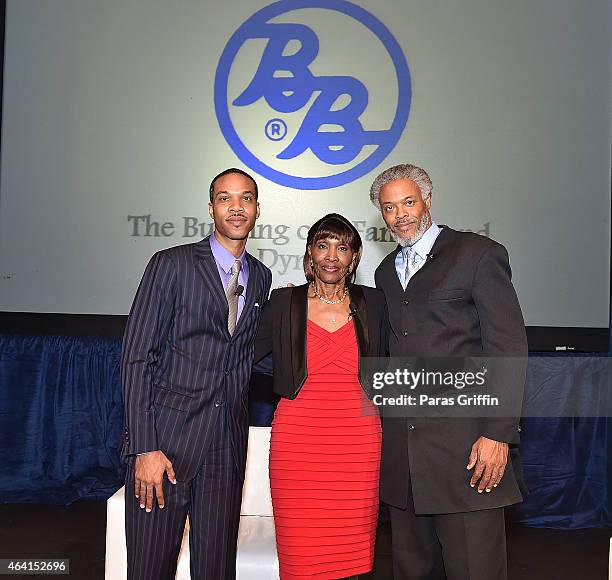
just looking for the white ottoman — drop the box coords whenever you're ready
[237,427,278,580]
[105,427,279,579]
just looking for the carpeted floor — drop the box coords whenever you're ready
[0,502,609,579]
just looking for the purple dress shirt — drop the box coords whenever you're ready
[209,232,249,322]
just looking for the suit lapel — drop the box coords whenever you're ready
[380,248,406,304]
[405,225,453,289]
[290,284,308,387]
[194,236,228,320]
[233,253,260,336]
[349,285,370,355]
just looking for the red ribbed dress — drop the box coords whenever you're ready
[269,319,382,579]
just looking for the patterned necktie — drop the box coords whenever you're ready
[405,246,420,283]
[226,259,241,335]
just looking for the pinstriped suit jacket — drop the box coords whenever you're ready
[120,236,272,480]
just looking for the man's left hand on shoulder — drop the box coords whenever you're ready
[466,436,509,493]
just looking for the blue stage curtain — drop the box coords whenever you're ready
[510,356,611,528]
[511,416,611,528]
[0,334,610,529]
[0,335,125,503]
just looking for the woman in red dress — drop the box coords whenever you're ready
[255,214,388,579]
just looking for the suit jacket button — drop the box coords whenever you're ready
[214,401,221,408]
[404,299,410,305]
[409,424,415,430]
[224,369,230,376]
[402,330,408,337]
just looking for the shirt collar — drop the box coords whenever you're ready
[210,232,247,274]
[403,221,441,260]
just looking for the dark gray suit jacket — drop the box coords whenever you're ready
[120,236,272,481]
[375,226,527,514]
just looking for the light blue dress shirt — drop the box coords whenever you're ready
[395,222,442,289]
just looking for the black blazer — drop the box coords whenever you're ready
[120,236,272,481]
[254,283,388,399]
[375,226,528,514]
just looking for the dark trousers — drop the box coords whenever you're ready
[125,416,243,580]
[388,480,507,580]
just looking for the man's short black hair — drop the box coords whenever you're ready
[209,168,258,202]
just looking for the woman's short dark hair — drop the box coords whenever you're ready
[303,213,363,285]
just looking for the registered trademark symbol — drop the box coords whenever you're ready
[265,118,288,141]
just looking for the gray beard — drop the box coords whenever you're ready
[389,212,432,247]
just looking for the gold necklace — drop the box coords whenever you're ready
[311,282,348,305]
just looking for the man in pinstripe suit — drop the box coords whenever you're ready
[120,168,272,580]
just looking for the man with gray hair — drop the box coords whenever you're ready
[371,164,527,580]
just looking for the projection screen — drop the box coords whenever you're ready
[0,0,610,350]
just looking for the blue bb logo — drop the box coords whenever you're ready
[214,0,411,190]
